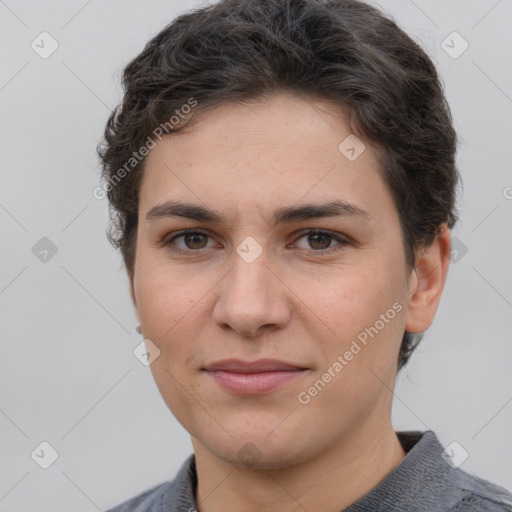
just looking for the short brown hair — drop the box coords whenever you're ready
[97,0,460,371]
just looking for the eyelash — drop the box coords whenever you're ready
[163,229,350,256]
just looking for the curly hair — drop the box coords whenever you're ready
[97,0,460,371]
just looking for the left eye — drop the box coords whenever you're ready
[293,230,346,251]
[164,229,347,254]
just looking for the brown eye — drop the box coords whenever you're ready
[182,232,209,250]
[165,230,214,253]
[307,232,333,250]
[293,230,348,253]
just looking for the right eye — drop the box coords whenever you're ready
[164,230,216,254]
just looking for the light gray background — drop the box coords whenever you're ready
[1,0,511,510]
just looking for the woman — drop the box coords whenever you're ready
[98,0,512,510]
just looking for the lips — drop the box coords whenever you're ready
[204,358,306,373]
[203,359,308,395]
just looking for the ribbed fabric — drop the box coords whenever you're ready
[106,431,512,511]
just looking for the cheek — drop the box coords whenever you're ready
[297,262,406,387]
[135,261,210,430]
[135,255,210,335]
[133,264,212,390]
[298,262,401,337]
[294,269,405,426]
[149,361,209,440]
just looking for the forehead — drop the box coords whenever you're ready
[139,92,395,224]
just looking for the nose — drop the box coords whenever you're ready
[212,249,292,338]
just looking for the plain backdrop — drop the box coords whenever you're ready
[1,0,511,510]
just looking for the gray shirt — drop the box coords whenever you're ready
[106,430,512,511]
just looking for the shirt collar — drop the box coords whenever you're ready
[343,430,454,511]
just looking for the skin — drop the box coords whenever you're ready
[129,92,451,512]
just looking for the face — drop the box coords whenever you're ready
[131,92,420,469]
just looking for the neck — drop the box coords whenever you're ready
[193,420,406,512]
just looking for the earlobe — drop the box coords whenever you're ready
[404,224,451,334]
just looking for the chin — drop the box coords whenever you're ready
[201,426,317,471]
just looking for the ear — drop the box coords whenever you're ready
[404,224,451,333]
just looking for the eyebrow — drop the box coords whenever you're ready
[145,199,374,226]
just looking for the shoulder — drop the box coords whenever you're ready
[105,454,197,512]
[445,467,512,511]
[374,431,512,512]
